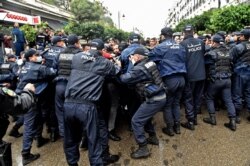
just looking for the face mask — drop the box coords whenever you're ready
[17,59,23,66]
[36,56,43,63]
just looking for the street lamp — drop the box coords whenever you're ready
[118,11,125,29]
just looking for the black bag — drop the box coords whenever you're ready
[0,142,12,166]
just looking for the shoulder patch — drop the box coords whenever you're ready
[2,87,16,97]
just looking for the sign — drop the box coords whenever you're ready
[0,9,41,25]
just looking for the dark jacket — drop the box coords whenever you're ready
[181,35,206,81]
[65,50,120,102]
[149,38,187,77]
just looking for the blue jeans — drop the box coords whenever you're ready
[163,76,185,126]
[206,79,236,118]
[132,95,166,145]
[64,102,103,166]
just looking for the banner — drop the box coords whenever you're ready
[0,9,41,25]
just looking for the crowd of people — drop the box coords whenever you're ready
[0,22,250,166]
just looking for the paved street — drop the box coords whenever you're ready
[4,107,250,166]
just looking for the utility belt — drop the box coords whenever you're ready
[65,98,97,106]
[208,76,230,82]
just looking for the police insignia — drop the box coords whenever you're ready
[2,87,16,97]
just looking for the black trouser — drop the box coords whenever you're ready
[0,114,9,144]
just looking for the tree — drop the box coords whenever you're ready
[210,4,250,33]
[70,0,105,22]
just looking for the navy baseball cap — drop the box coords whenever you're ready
[211,34,223,43]
[240,28,250,36]
[52,36,64,44]
[67,34,81,45]
[132,47,148,56]
[129,33,141,42]
[24,49,39,59]
[7,54,17,59]
[161,27,173,36]
[183,25,194,32]
[90,38,104,50]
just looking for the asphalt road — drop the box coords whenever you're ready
[4,107,250,166]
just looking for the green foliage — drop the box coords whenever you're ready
[174,4,250,34]
[64,21,129,42]
[70,0,105,22]
[20,24,37,42]
[0,25,12,35]
[210,4,250,33]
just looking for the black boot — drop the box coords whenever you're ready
[131,144,150,159]
[102,148,119,165]
[147,134,159,145]
[36,137,50,148]
[109,130,121,141]
[235,112,241,124]
[203,114,216,125]
[22,152,40,165]
[173,122,181,134]
[181,121,195,130]
[224,118,236,131]
[9,127,23,138]
[162,124,174,136]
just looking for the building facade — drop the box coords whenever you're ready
[0,0,73,30]
[166,0,250,28]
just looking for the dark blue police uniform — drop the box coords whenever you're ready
[64,47,120,165]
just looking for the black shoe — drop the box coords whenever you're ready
[147,135,159,145]
[247,116,250,122]
[224,118,236,131]
[131,145,150,159]
[162,127,174,136]
[181,121,195,130]
[22,153,40,165]
[36,137,50,148]
[173,122,181,134]
[69,164,78,166]
[203,115,216,125]
[235,116,241,124]
[9,128,23,138]
[109,130,121,141]
[103,154,120,165]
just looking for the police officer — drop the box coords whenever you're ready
[36,29,46,51]
[149,27,187,136]
[230,27,250,123]
[180,25,206,130]
[203,34,236,131]
[120,33,148,130]
[54,34,82,138]
[63,38,120,166]
[0,83,36,145]
[120,47,166,159]
[41,35,66,142]
[16,48,56,165]
[0,54,18,90]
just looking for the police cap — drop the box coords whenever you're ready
[240,28,250,37]
[132,47,148,56]
[161,27,173,36]
[129,33,141,42]
[183,25,194,32]
[211,34,223,43]
[67,34,81,45]
[52,36,64,45]
[90,38,104,50]
[7,54,17,59]
[25,49,39,60]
